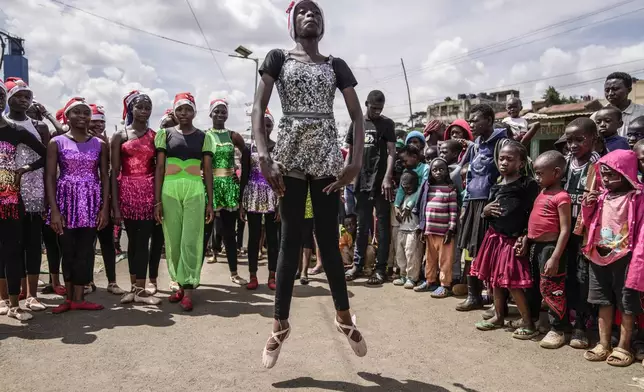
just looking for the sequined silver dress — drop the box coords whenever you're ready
[273,50,344,178]
[10,118,45,213]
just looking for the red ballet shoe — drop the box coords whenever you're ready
[268,278,276,291]
[54,285,67,296]
[179,296,193,311]
[70,301,104,311]
[52,300,72,314]
[247,277,259,290]
[169,289,184,303]
[18,291,26,301]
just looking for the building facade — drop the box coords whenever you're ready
[426,89,519,124]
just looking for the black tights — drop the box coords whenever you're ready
[124,219,155,280]
[60,228,96,286]
[93,223,116,282]
[0,218,24,296]
[43,224,61,278]
[149,224,163,280]
[274,176,349,320]
[204,210,238,273]
[22,212,43,276]
[247,212,279,274]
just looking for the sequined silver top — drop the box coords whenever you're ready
[272,50,344,178]
[11,118,45,212]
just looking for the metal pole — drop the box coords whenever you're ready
[401,58,413,126]
[254,58,259,98]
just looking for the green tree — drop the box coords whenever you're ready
[542,86,563,106]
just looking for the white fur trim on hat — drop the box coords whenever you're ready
[64,100,91,115]
[174,99,196,113]
[209,99,228,117]
[7,84,31,102]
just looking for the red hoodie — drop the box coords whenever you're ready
[443,119,473,141]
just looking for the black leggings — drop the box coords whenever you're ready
[204,209,239,273]
[149,224,163,280]
[92,223,116,282]
[237,215,246,249]
[43,224,61,276]
[60,227,96,286]
[274,176,349,320]
[124,219,155,280]
[22,212,43,276]
[0,218,24,295]
[247,212,279,274]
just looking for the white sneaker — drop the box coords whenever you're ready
[0,299,10,315]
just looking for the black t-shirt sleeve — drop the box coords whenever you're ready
[383,118,396,143]
[332,58,358,91]
[259,49,286,80]
[345,123,355,145]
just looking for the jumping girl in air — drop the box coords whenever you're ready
[252,0,367,369]
[111,91,161,305]
[154,93,214,311]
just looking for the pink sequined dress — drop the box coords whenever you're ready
[118,130,155,221]
[53,135,102,228]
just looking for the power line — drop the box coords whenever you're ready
[364,1,641,88]
[48,0,228,55]
[184,0,235,95]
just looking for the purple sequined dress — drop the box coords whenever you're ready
[52,135,102,228]
[242,148,278,214]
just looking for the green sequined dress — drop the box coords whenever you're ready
[204,129,240,211]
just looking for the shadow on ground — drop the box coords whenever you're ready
[273,372,481,392]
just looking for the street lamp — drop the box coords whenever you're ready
[229,45,259,98]
[230,45,260,141]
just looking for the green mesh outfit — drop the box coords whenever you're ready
[204,129,239,211]
[155,128,208,287]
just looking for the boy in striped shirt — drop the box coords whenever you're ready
[415,158,458,297]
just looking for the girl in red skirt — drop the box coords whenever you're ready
[470,140,540,340]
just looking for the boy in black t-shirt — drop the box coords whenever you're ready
[345,90,396,285]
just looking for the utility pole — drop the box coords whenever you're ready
[401,58,413,127]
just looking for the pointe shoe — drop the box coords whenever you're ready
[145,282,158,295]
[262,323,291,369]
[335,314,367,357]
[8,307,33,321]
[107,283,127,295]
[120,287,136,304]
[0,299,10,315]
[134,287,161,305]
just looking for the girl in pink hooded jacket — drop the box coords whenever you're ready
[581,149,644,367]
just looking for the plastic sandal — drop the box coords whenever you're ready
[584,343,612,362]
[431,286,451,299]
[607,347,634,367]
[25,297,46,312]
[475,320,503,331]
[570,329,589,350]
[262,323,291,369]
[8,307,33,321]
[300,276,309,285]
[334,314,367,357]
[512,327,539,340]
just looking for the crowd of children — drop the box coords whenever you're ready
[334,71,644,368]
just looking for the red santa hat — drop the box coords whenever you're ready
[121,90,141,124]
[159,108,174,127]
[286,0,325,41]
[4,77,32,102]
[90,104,106,122]
[264,108,274,123]
[55,108,69,132]
[173,92,196,113]
[63,97,91,116]
[209,98,228,117]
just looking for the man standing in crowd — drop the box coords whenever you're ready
[593,72,644,137]
[345,90,396,285]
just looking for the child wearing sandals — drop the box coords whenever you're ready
[522,151,572,349]
[581,149,644,367]
[471,140,540,340]
[415,158,458,297]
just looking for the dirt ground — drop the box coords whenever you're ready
[1,255,644,392]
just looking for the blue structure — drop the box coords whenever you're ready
[2,36,28,84]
